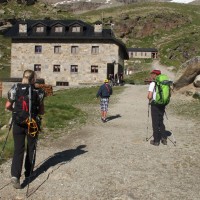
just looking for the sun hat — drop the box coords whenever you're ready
[150,69,161,75]
[104,79,109,83]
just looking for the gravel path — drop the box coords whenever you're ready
[0,84,200,200]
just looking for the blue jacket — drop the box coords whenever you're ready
[96,83,113,98]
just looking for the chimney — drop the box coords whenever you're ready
[94,21,102,33]
[19,22,27,35]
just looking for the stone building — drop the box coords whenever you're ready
[5,19,129,87]
[127,48,158,59]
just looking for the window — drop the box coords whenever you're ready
[72,26,80,32]
[71,65,78,73]
[35,45,42,53]
[145,52,147,56]
[55,26,63,32]
[53,65,60,72]
[141,52,143,56]
[56,82,69,86]
[71,46,79,54]
[54,46,61,54]
[91,65,98,73]
[130,52,133,58]
[36,26,44,33]
[34,64,41,72]
[91,46,99,54]
[135,52,137,56]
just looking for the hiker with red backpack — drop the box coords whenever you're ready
[5,69,45,189]
[96,79,113,123]
[147,69,171,146]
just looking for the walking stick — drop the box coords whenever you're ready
[0,118,13,161]
[146,103,152,141]
[164,111,176,146]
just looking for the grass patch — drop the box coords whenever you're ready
[0,85,124,163]
[170,99,200,121]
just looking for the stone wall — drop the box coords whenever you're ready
[11,41,123,86]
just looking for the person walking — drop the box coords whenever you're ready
[147,69,167,146]
[5,69,45,189]
[96,79,113,122]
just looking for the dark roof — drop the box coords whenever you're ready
[5,19,129,59]
[127,48,158,52]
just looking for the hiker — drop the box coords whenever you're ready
[96,79,113,122]
[5,69,45,189]
[147,69,167,146]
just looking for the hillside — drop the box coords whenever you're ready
[0,1,200,78]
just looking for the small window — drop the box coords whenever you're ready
[130,52,133,57]
[35,45,42,53]
[56,82,69,86]
[71,65,78,73]
[91,46,99,54]
[145,52,147,56]
[54,46,61,54]
[55,26,63,32]
[34,64,41,72]
[141,52,143,56]
[135,52,137,56]
[72,26,80,32]
[91,65,98,73]
[53,65,60,72]
[36,26,44,33]
[71,46,79,54]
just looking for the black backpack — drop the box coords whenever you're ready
[13,84,40,125]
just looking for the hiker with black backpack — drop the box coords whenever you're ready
[147,69,171,146]
[96,79,113,123]
[5,69,45,189]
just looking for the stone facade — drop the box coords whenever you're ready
[11,42,122,86]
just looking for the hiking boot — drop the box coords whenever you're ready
[101,117,106,123]
[161,138,167,145]
[150,140,160,146]
[11,177,21,189]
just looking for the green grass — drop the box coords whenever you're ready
[170,99,200,121]
[0,85,124,163]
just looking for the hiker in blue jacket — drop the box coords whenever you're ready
[96,79,113,122]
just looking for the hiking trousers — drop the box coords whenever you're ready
[151,104,166,143]
[11,123,37,179]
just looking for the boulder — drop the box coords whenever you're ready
[193,74,200,87]
[173,56,200,90]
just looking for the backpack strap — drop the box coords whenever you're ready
[104,84,110,94]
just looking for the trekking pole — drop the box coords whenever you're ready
[146,103,152,141]
[164,111,176,146]
[0,118,13,161]
[26,138,37,197]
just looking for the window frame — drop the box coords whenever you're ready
[53,65,61,72]
[54,46,61,54]
[91,46,99,54]
[70,65,78,73]
[91,65,98,73]
[34,64,41,72]
[71,46,79,54]
[35,45,42,54]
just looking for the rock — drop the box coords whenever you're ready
[174,56,200,90]
[193,74,200,87]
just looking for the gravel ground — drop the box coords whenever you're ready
[0,81,200,200]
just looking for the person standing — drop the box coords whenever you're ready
[96,79,113,122]
[5,69,45,189]
[147,70,167,146]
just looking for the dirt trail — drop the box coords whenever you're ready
[0,83,200,200]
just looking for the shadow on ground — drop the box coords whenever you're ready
[106,114,121,122]
[21,145,87,191]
